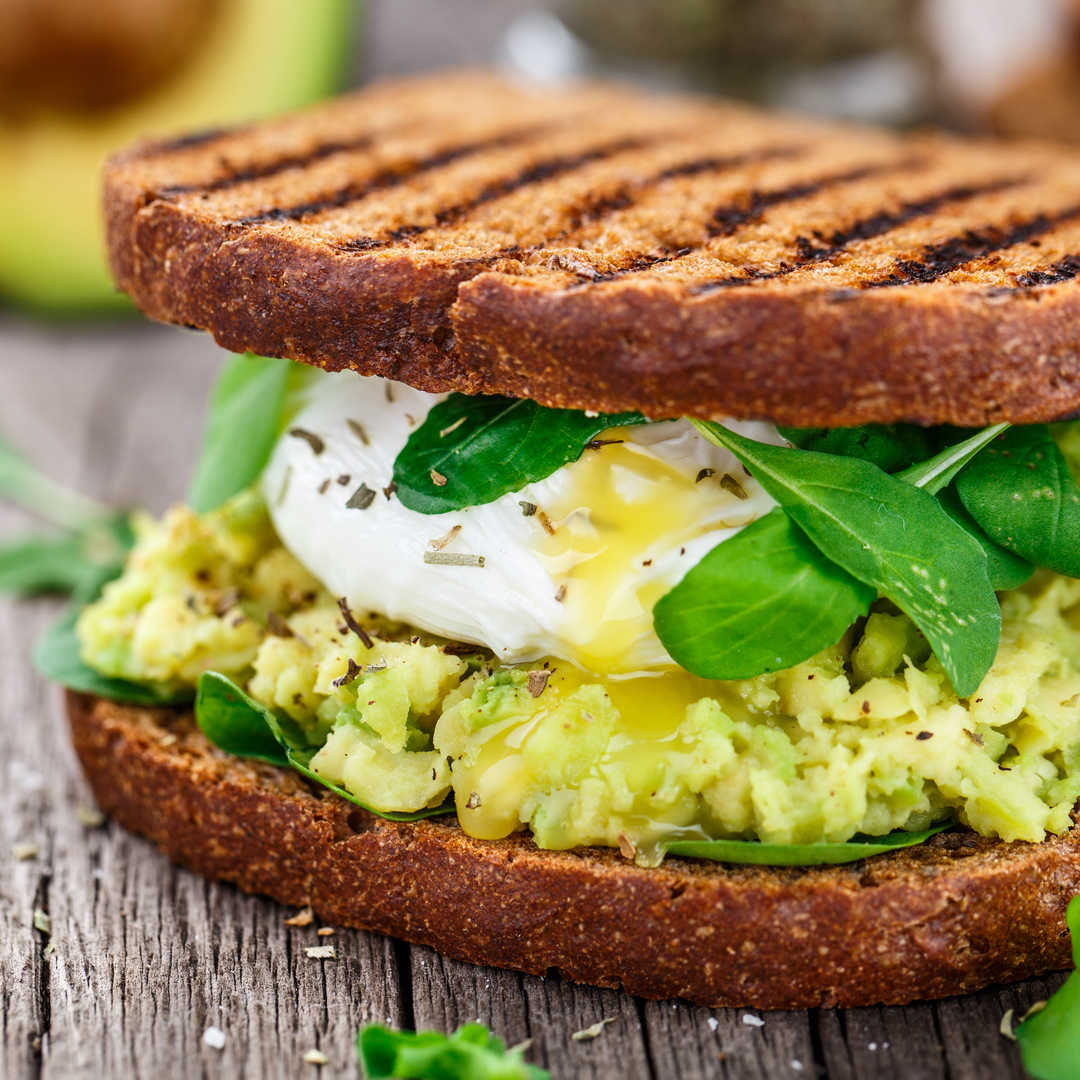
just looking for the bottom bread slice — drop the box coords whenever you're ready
[66,691,1080,1010]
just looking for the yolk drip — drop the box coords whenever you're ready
[451,661,742,854]
[535,432,753,674]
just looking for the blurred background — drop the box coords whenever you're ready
[2,0,1079,316]
[4,0,1080,515]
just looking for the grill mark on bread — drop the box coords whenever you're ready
[159,134,384,198]
[1016,255,1080,287]
[556,144,805,240]
[694,175,1027,292]
[141,125,239,155]
[336,143,804,261]
[707,158,920,237]
[236,122,563,224]
[336,134,662,251]
[571,156,920,287]
[869,204,1080,286]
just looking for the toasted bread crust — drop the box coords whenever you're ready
[104,72,1080,427]
[67,690,1080,1009]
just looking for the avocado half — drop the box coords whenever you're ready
[0,0,353,315]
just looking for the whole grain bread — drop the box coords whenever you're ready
[67,690,1080,1010]
[104,71,1080,428]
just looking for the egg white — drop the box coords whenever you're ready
[262,371,782,672]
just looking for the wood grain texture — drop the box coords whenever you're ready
[0,315,1067,1079]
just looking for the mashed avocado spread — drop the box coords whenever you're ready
[76,490,1080,865]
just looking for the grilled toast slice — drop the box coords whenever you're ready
[105,70,1080,427]
[68,690,1080,1010]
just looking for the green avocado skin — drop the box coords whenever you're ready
[0,0,355,314]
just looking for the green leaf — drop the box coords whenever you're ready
[779,424,934,473]
[936,487,1034,591]
[653,509,874,679]
[34,605,188,706]
[897,423,1010,494]
[0,535,95,595]
[0,437,113,531]
[188,353,294,513]
[955,425,1080,577]
[1016,895,1080,1080]
[0,514,134,598]
[392,394,647,514]
[665,824,950,865]
[196,673,455,822]
[194,670,288,766]
[693,421,1001,698]
[357,1023,549,1080]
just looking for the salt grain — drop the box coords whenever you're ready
[202,1026,226,1050]
[742,1014,765,1028]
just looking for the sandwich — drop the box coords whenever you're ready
[42,71,1080,1010]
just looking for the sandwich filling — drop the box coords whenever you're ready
[73,364,1080,865]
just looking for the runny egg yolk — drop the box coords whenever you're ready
[535,429,758,674]
[451,661,740,859]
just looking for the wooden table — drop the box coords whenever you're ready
[0,316,1067,1079]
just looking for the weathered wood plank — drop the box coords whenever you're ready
[643,1002,816,1080]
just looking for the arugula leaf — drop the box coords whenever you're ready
[1015,895,1080,1080]
[653,509,874,679]
[392,394,647,514]
[936,488,1034,591]
[357,1023,548,1080]
[194,670,288,766]
[955,425,1080,577]
[897,424,1010,494]
[779,424,933,473]
[0,437,114,532]
[692,422,1000,697]
[665,824,949,865]
[34,604,188,706]
[0,513,133,597]
[188,353,294,513]
[196,672,455,822]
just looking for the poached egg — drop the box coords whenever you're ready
[262,371,782,674]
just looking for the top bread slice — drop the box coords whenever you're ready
[105,71,1080,427]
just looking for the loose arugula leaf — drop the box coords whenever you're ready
[692,421,1000,697]
[0,437,114,531]
[897,423,1010,494]
[34,605,188,706]
[196,672,455,822]
[0,513,133,597]
[1015,895,1080,1080]
[937,487,1034,591]
[653,509,874,679]
[665,823,950,865]
[779,424,934,473]
[357,1022,549,1080]
[188,353,294,513]
[393,393,648,514]
[955,425,1080,577]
